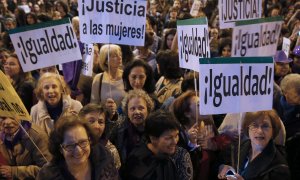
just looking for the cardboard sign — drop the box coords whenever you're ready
[218,0,262,29]
[9,18,82,72]
[81,43,94,77]
[282,37,291,57]
[199,57,274,115]
[177,17,210,71]
[78,0,147,46]
[231,17,283,57]
[0,71,31,121]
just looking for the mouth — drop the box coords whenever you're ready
[255,137,265,141]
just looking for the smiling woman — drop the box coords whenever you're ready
[37,115,118,180]
[30,73,82,136]
[218,110,290,180]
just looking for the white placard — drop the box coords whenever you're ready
[218,0,262,29]
[177,17,210,71]
[282,37,291,57]
[199,57,274,115]
[231,17,283,57]
[78,0,147,46]
[9,18,82,72]
[81,44,94,76]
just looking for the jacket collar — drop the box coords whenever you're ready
[239,140,276,179]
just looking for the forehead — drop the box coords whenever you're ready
[251,115,271,124]
[128,97,147,106]
[42,77,60,86]
[6,57,18,63]
[130,66,146,73]
[63,126,88,142]
[160,129,179,137]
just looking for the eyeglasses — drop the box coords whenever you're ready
[249,124,272,132]
[60,139,90,152]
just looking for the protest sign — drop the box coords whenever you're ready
[282,37,291,57]
[18,5,31,13]
[9,18,82,72]
[199,57,274,115]
[0,70,31,121]
[78,0,147,46]
[231,17,283,57]
[218,0,262,29]
[81,43,94,76]
[177,17,210,71]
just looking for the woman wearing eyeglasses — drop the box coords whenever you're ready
[37,115,118,180]
[218,110,290,180]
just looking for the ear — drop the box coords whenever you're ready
[149,136,158,145]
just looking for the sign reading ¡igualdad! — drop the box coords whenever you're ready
[177,17,210,71]
[231,17,283,57]
[9,18,82,72]
[199,57,274,115]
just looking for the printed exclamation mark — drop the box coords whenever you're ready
[268,67,272,94]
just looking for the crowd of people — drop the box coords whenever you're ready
[0,0,300,179]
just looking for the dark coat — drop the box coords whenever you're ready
[120,144,178,180]
[109,118,146,164]
[238,140,290,180]
[37,143,118,180]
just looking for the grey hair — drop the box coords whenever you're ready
[280,73,300,94]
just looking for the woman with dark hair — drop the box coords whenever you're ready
[26,12,38,25]
[155,50,183,103]
[79,103,121,169]
[123,59,160,109]
[161,28,177,50]
[218,37,232,57]
[4,54,35,112]
[14,7,26,27]
[123,59,156,94]
[121,110,193,180]
[218,110,290,180]
[37,115,118,179]
[55,0,73,20]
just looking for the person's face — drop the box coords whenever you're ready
[151,129,179,155]
[271,8,280,17]
[212,15,219,28]
[248,116,273,151]
[61,126,91,167]
[127,97,148,127]
[84,112,105,137]
[129,66,147,90]
[210,28,219,39]
[173,1,181,8]
[284,88,300,105]
[93,45,100,66]
[0,117,19,136]
[186,96,210,123]
[26,15,35,25]
[4,21,16,30]
[274,62,290,77]
[56,3,64,14]
[166,34,174,49]
[52,11,61,20]
[34,4,40,12]
[42,78,62,107]
[170,11,177,19]
[39,66,57,75]
[294,56,300,66]
[108,51,122,69]
[4,57,21,78]
[221,45,231,57]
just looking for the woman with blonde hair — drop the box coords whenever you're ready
[31,72,82,136]
[90,44,126,117]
